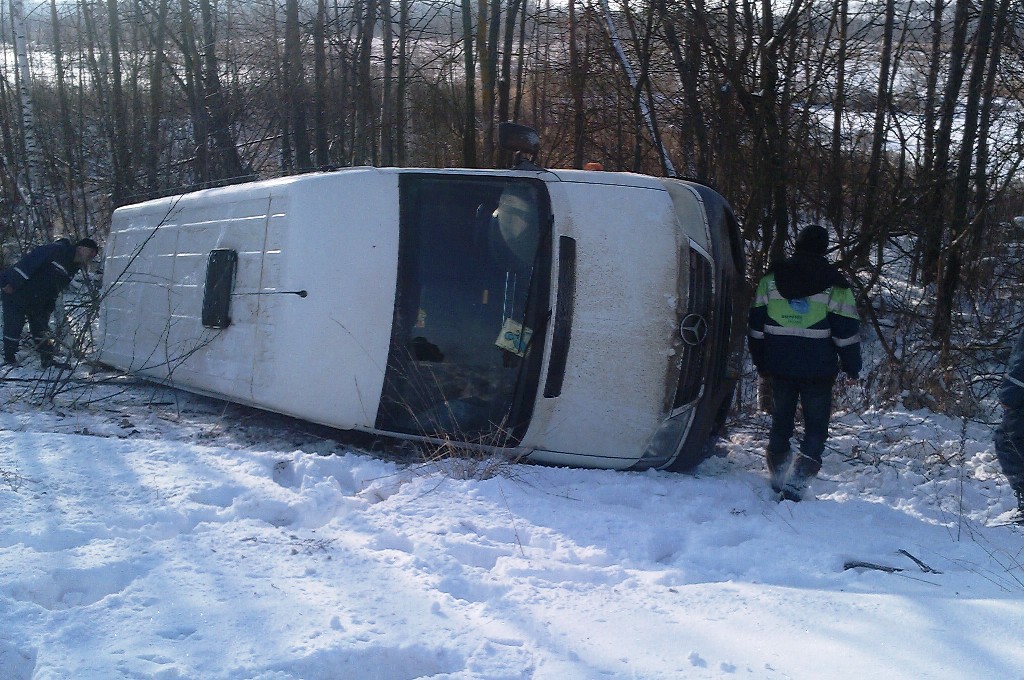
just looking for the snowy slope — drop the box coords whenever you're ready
[0,370,1022,680]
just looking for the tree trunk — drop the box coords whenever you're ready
[933,0,999,354]
[460,0,477,167]
[922,0,969,287]
[314,0,330,167]
[396,0,410,166]
[106,0,132,205]
[179,0,210,186]
[497,0,523,133]
[916,0,944,284]
[828,0,848,242]
[284,0,312,171]
[512,0,530,122]
[658,0,709,179]
[380,0,395,165]
[568,0,585,169]
[599,0,675,176]
[50,0,81,230]
[145,0,170,198]
[354,0,379,165]
[853,0,895,266]
[480,0,501,165]
[10,0,46,242]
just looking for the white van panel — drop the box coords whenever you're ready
[99,170,399,429]
[254,172,398,428]
[525,180,680,466]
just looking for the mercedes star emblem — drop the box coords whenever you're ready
[679,314,709,347]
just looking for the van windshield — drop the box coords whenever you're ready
[376,174,552,446]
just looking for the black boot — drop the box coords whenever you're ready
[3,341,18,367]
[779,454,822,502]
[40,355,71,370]
[767,450,792,494]
[37,337,70,370]
[780,473,809,502]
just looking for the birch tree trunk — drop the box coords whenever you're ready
[9,0,46,242]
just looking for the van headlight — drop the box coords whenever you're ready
[637,410,695,469]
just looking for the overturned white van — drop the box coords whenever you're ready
[97,164,745,471]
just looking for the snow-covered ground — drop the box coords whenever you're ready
[1,367,1023,680]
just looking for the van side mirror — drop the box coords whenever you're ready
[498,122,542,170]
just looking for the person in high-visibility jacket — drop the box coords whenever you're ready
[748,225,861,501]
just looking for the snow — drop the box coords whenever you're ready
[1,370,1023,680]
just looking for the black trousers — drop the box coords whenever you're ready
[995,407,1024,491]
[2,295,53,362]
[766,376,835,479]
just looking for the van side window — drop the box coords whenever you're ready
[202,249,238,328]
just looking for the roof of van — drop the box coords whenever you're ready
[113,166,685,213]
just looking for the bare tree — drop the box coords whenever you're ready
[313,0,330,167]
[461,0,478,166]
[933,0,1003,355]
[284,0,312,171]
[144,0,170,199]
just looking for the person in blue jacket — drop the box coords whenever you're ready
[0,237,99,368]
[995,327,1024,519]
[748,225,862,501]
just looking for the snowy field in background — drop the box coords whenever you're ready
[1,370,1023,680]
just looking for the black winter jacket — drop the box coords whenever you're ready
[0,241,81,314]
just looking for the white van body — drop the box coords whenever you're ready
[98,167,744,470]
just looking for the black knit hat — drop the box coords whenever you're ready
[794,225,828,255]
[76,238,99,252]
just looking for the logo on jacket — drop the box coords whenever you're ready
[787,297,810,314]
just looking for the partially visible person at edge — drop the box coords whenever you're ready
[747,224,862,501]
[0,237,99,369]
[994,326,1024,520]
